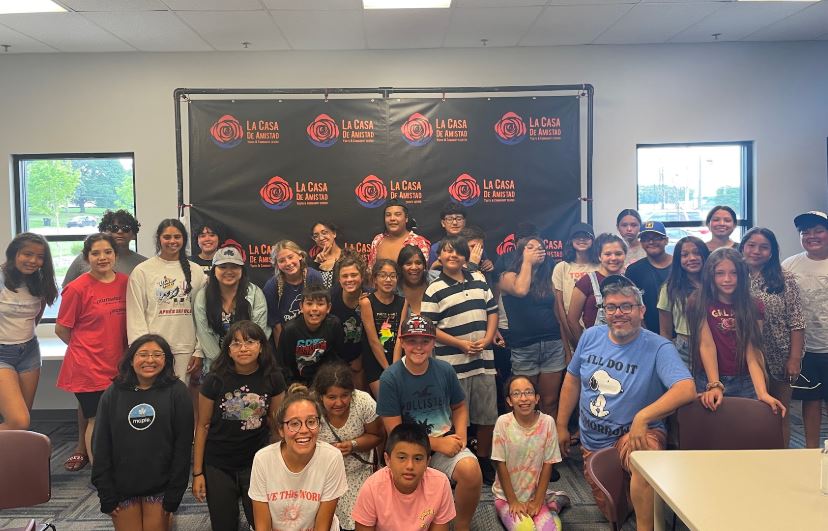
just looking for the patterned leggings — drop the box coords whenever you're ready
[494,499,562,531]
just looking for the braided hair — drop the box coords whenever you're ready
[155,218,193,295]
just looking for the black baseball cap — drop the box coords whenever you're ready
[794,211,828,230]
[569,222,594,239]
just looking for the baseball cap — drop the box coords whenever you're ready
[639,221,667,238]
[399,314,436,339]
[212,243,245,267]
[568,222,595,239]
[794,211,828,230]
[599,274,636,295]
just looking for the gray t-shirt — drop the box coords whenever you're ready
[62,250,148,287]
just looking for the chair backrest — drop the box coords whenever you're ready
[677,396,784,450]
[584,446,628,531]
[0,431,51,510]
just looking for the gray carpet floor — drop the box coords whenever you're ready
[1,405,825,531]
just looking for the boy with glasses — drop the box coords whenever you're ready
[428,202,467,267]
[783,210,828,448]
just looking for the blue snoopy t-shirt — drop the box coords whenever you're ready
[567,325,691,451]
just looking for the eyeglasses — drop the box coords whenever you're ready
[135,352,164,360]
[312,229,332,241]
[107,224,135,233]
[376,272,398,280]
[603,303,641,314]
[443,215,465,224]
[509,390,536,399]
[229,339,259,351]
[283,416,320,433]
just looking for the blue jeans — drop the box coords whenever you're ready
[0,337,41,373]
[695,373,756,399]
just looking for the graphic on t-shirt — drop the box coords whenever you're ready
[342,316,362,343]
[283,293,303,323]
[710,306,736,332]
[588,369,622,418]
[128,403,156,430]
[379,317,394,346]
[295,338,327,374]
[400,384,451,436]
[220,385,269,430]
[155,275,184,303]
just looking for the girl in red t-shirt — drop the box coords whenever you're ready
[689,248,785,415]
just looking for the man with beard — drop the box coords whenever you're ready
[556,275,694,531]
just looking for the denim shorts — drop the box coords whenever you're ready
[510,339,566,376]
[695,373,756,399]
[0,337,41,373]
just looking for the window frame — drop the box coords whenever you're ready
[635,141,753,232]
[12,152,137,323]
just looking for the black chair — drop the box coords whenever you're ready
[0,430,53,531]
[584,446,629,531]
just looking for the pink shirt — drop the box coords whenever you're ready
[352,467,455,531]
[368,231,431,269]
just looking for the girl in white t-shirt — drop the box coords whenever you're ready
[0,232,58,430]
[492,376,568,531]
[249,383,347,531]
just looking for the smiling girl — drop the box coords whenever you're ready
[705,205,739,252]
[56,233,128,465]
[0,233,58,431]
[310,221,344,290]
[330,254,368,391]
[360,259,405,397]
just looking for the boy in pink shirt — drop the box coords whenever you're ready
[353,423,456,531]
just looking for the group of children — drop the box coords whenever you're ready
[2,200,826,531]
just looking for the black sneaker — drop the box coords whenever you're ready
[479,457,496,485]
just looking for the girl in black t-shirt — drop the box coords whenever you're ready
[360,259,404,397]
[330,253,368,391]
[192,321,286,531]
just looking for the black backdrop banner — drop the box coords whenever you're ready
[188,96,581,287]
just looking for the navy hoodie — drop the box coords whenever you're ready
[91,378,194,514]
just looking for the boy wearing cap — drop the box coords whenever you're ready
[625,221,672,333]
[783,211,828,448]
[193,242,269,372]
[352,423,456,531]
[556,274,694,531]
[377,315,481,531]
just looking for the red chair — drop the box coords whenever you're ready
[584,447,629,531]
[677,396,784,450]
[0,430,52,531]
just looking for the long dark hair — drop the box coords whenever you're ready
[739,227,784,294]
[82,233,119,260]
[204,262,252,340]
[397,244,427,287]
[688,248,764,375]
[2,232,58,305]
[705,205,737,226]
[506,236,554,300]
[115,334,178,387]
[665,236,709,314]
[155,219,193,295]
[562,233,597,264]
[210,321,280,385]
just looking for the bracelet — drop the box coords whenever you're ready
[350,439,358,450]
[192,472,204,478]
[705,381,725,392]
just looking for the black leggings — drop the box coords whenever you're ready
[205,464,254,531]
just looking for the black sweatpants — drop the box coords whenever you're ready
[205,464,254,531]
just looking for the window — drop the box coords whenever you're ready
[13,153,136,321]
[637,142,752,254]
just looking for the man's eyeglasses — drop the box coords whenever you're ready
[107,224,135,233]
[229,339,259,351]
[509,390,536,399]
[283,416,320,433]
[603,303,641,314]
[443,215,465,224]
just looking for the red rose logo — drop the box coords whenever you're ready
[401,113,433,146]
[448,173,480,207]
[494,112,527,145]
[354,175,388,208]
[307,114,339,147]
[210,114,244,148]
[259,176,293,210]
[497,234,516,256]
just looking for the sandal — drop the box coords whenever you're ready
[64,452,89,472]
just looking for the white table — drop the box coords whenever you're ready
[630,449,828,531]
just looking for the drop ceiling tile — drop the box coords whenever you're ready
[179,11,289,51]
[0,12,134,52]
[743,0,828,42]
[264,0,360,9]
[0,23,56,52]
[454,0,548,6]
[521,3,633,45]
[594,1,721,44]
[161,0,264,11]
[83,11,212,51]
[671,2,811,43]
[271,10,364,50]
[443,6,542,47]
[363,8,451,49]
[59,0,168,11]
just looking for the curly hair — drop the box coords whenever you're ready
[98,209,140,234]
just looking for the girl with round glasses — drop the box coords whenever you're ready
[310,221,344,290]
[249,383,347,531]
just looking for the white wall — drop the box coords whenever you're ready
[2,42,826,408]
